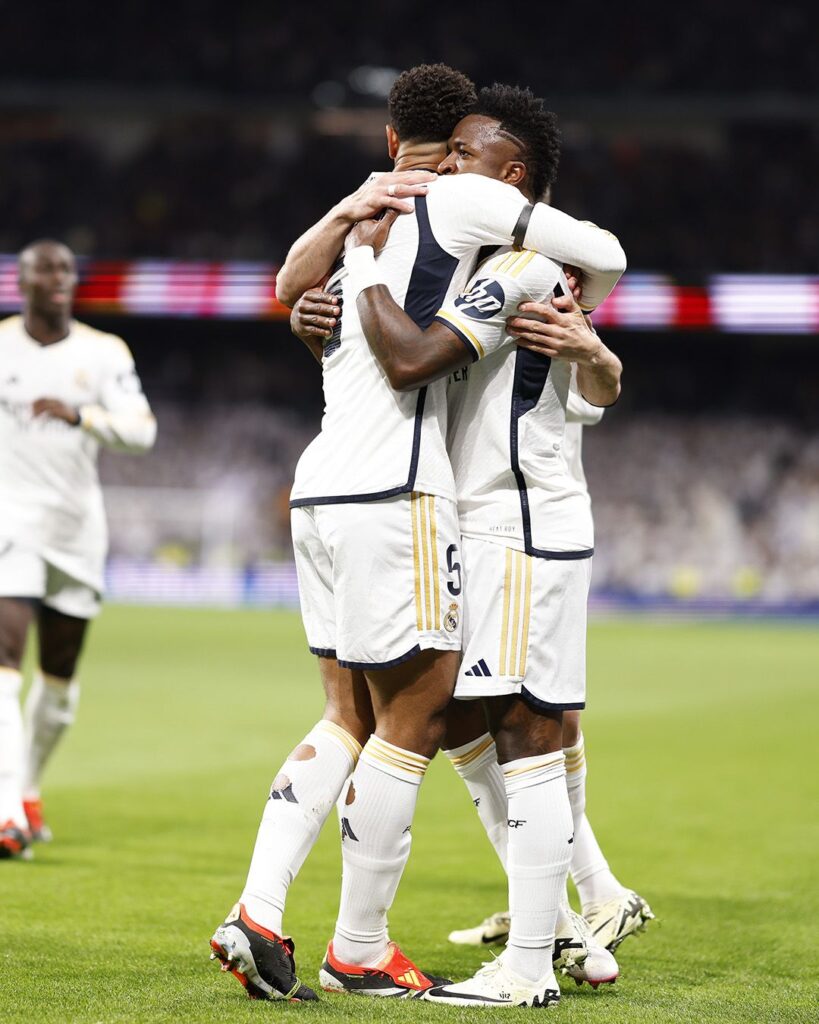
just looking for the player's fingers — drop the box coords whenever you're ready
[380,208,401,228]
[305,326,333,338]
[302,290,338,306]
[382,196,417,214]
[516,300,562,322]
[299,314,337,330]
[506,315,561,336]
[300,300,341,317]
[512,337,561,357]
[551,292,579,313]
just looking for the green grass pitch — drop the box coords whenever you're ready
[1,607,817,1023]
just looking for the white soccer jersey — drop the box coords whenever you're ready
[290,172,626,508]
[441,248,594,557]
[564,382,605,491]
[0,315,156,590]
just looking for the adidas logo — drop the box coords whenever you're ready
[396,970,422,988]
[269,783,298,803]
[340,817,359,842]
[464,658,491,677]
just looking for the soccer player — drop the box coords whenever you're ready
[446,389,655,954]
[0,239,156,859]
[209,64,625,1002]
[342,85,623,1007]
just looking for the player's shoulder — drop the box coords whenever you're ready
[427,173,512,201]
[482,248,559,284]
[0,313,23,339]
[71,319,134,361]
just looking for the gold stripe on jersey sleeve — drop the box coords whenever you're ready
[428,496,441,630]
[434,310,486,359]
[411,493,423,631]
[509,249,537,279]
[420,495,432,631]
[518,553,533,676]
[499,548,513,675]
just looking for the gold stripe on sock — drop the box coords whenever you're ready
[316,720,362,762]
[368,736,430,769]
[503,753,564,779]
[447,735,494,770]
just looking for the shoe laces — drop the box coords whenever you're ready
[473,953,505,980]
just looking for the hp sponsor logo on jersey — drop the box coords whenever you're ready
[453,278,505,320]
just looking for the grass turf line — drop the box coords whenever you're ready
[0,607,817,1023]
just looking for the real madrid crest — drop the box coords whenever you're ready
[444,602,459,632]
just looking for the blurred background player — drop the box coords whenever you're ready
[0,240,156,858]
[447,385,654,954]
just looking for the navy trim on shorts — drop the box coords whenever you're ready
[520,686,586,713]
[338,644,422,671]
[290,195,458,510]
[309,646,337,659]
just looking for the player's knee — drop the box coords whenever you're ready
[39,646,79,680]
[322,706,372,749]
[562,710,582,748]
[0,630,26,670]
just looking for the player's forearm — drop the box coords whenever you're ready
[80,406,157,452]
[575,345,622,408]
[347,248,445,391]
[524,206,626,311]
[275,205,353,307]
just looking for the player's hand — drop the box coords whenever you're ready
[290,289,341,341]
[345,208,400,256]
[338,171,434,221]
[563,265,583,302]
[32,398,81,425]
[507,292,604,364]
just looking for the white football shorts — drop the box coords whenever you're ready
[0,540,102,619]
[291,492,463,669]
[454,536,591,710]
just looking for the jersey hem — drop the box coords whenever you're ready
[309,646,337,659]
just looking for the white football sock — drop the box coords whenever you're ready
[563,733,586,835]
[332,736,429,966]
[444,732,508,869]
[0,668,26,827]
[572,814,627,914]
[22,671,80,799]
[503,751,573,983]
[241,719,361,935]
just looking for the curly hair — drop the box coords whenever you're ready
[388,64,477,144]
[475,84,560,201]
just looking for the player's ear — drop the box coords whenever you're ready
[502,161,527,189]
[386,125,399,160]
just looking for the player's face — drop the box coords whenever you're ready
[18,243,78,316]
[438,114,524,188]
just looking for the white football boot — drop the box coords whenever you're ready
[448,911,510,947]
[422,954,560,1008]
[555,908,618,988]
[584,890,655,952]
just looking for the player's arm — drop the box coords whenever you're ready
[82,343,156,451]
[508,295,622,407]
[274,171,435,306]
[431,174,626,310]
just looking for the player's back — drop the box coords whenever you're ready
[291,178,480,508]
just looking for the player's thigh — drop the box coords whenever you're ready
[0,597,37,669]
[37,605,91,680]
[562,710,582,747]
[364,647,460,758]
[291,505,336,656]
[484,692,564,764]
[327,493,463,670]
[0,542,46,668]
[316,655,373,748]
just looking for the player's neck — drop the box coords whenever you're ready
[23,308,72,346]
[393,143,445,175]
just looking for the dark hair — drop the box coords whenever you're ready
[388,64,477,144]
[475,84,560,200]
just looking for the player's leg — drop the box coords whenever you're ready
[0,596,35,856]
[210,506,359,1001]
[22,593,91,841]
[321,493,461,996]
[563,711,655,949]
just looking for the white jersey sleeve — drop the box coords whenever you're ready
[434,248,563,361]
[566,373,606,426]
[425,174,626,310]
[79,339,157,452]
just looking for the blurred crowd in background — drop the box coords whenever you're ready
[3,0,817,606]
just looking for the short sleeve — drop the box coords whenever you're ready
[433,250,562,360]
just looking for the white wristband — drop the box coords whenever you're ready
[345,246,383,300]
